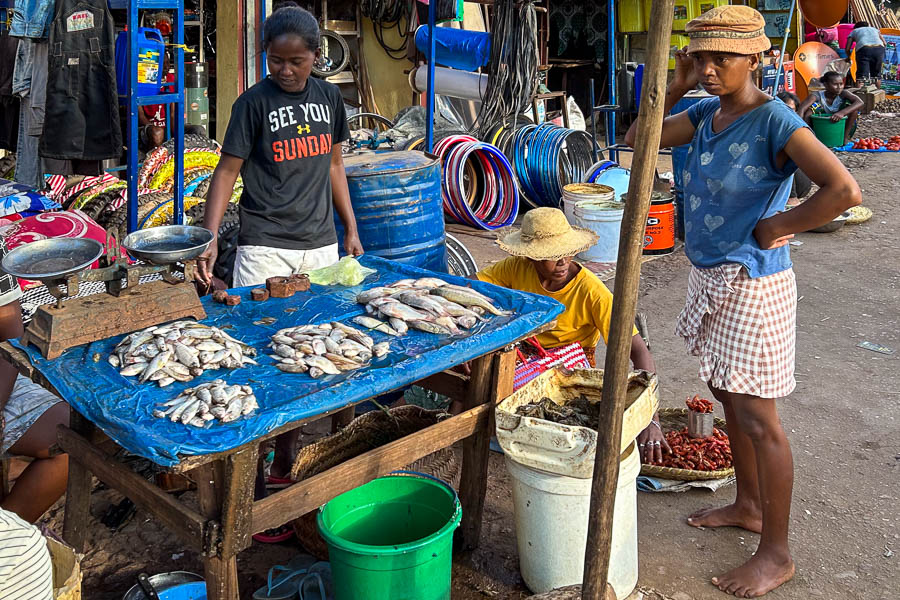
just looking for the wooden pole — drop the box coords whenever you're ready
[581,2,674,599]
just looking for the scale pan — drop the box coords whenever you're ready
[1,238,104,281]
[123,225,214,265]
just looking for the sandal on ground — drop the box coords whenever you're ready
[297,562,333,600]
[253,554,317,600]
[252,524,295,544]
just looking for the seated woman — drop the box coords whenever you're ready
[475,207,668,464]
[0,244,68,524]
[777,92,813,205]
[798,71,864,145]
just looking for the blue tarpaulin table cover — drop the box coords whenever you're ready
[13,256,563,466]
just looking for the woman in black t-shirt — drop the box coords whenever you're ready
[196,2,363,545]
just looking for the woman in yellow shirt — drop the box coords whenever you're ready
[477,207,668,463]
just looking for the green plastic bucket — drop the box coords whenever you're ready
[317,473,462,600]
[810,115,847,148]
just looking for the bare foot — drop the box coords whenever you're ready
[712,551,795,597]
[687,503,763,533]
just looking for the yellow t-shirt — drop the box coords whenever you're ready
[477,256,637,351]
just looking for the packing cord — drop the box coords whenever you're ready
[434,135,519,231]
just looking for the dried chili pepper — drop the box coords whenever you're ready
[658,426,733,471]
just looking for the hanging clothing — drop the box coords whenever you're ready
[8,0,55,39]
[12,39,48,190]
[0,29,20,151]
[39,0,121,161]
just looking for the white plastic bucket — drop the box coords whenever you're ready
[575,200,625,263]
[506,442,640,598]
[560,183,615,224]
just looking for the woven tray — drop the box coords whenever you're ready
[639,408,735,481]
[846,205,873,225]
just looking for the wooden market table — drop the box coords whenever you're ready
[0,257,559,600]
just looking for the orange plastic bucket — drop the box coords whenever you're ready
[643,192,675,255]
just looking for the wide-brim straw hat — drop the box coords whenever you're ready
[496,207,599,261]
[686,5,771,55]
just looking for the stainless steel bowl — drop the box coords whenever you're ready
[122,571,204,600]
[1,238,104,281]
[123,225,214,265]
[809,211,851,233]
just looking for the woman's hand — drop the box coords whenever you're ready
[196,241,218,288]
[830,113,843,123]
[672,48,699,91]
[754,215,794,249]
[637,422,670,465]
[344,231,364,257]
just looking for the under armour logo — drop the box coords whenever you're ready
[297,124,310,134]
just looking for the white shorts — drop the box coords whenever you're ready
[232,244,339,287]
[2,375,63,457]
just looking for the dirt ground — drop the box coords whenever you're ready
[29,136,899,600]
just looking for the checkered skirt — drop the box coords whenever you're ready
[675,264,796,399]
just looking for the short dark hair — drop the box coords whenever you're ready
[776,91,801,108]
[855,21,869,29]
[821,71,843,84]
[263,2,320,52]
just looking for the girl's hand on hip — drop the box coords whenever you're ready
[344,232,364,257]
[196,243,218,287]
[754,216,794,249]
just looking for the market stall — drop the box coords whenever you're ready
[0,253,561,600]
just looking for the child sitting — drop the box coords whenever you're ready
[798,71,864,145]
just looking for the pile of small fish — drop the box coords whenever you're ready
[354,277,509,336]
[268,321,390,379]
[110,321,258,388]
[152,380,258,426]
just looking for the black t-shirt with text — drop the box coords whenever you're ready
[222,76,350,250]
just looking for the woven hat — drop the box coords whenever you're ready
[685,5,771,55]
[496,207,599,261]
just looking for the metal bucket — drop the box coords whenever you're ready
[687,410,714,439]
[338,151,447,272]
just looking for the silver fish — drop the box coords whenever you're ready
[195,340,226,352]
[140,350,172,383]
[409,320,453,335]
[277,362,309,373]
[389,318,409,335]
[430,287,509,316]
[274,344,297,358]
[368,298,431,322]
[394,292,451,318]
[430,295,487,321]
[312,338,327,355]
[388,279,417,288]
[373,342,390,357]
[158,377,176,387]
[308,367,325,379]
[304,355,341,375]
[355,287,395,304]
[119,363,145,377]
[413,277,448,288]
[324,353,365,371]
[173,342,200,367]
[352,316,400,336]
[108,354,121,368]
[456,315,477,329]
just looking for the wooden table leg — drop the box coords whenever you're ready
[194,445,257,600]
[456,348,515,552]
[61,411,96,552]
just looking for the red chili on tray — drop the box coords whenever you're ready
[659,427,733,471]
[686,394,714,413]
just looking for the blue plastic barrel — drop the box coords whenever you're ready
[115,28,166,102]
[414,25,491,72]
[337,151,447,273]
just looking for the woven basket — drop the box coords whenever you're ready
[639,408,735,481]
[846,205,873,225]
[290,405,461,559]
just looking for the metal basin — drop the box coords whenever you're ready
[809,211,850,233]
[122,571,204,600]
[1,238,104,281]
[123,225,214,265]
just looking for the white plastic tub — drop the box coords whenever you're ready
[575,200,625,263]
[506,442,641,598]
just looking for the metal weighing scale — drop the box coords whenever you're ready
[2,225,214,359]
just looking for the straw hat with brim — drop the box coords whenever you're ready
[496,207,599,261]
[685,5,771,55]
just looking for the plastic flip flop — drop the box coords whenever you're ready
[253,555,317,600]
[297,562,333,600]
[252,524,296,544]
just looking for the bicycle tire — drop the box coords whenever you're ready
[347,112,395,132]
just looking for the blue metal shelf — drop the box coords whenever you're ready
[124,0,186,234]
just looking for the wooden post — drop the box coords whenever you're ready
[581,2,674,599]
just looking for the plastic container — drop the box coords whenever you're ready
[810,114,847,148]
[338,151,448,272]
[643,191,676,255]
[560,183,615,224]
[317,474,462,600]
[575,200,624,263]
[619,0,646,33]
[115,28,165,101]
[122,572,205,600]
[506,442,641,598]
[688,410,715,438]
[692,0,727,17]
[414,25,491,71]
[585,161,631,201]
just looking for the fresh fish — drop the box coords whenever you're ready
[274,344,297,359]
[140,350,172,383]
[173,342,200,368]
[430,287,509,316]
[324,336,342,354]
[352,316,400,336]
[304,355,341,375]
[241,395,258,415]
[108,354,121,368]
[308,367,325,379]
[388,279,416,288]
[388,318,408,334]
[373,342,390,357]
[119,363,145,377]
[277,362,308,373]
[409,320,453,335]
[456,315,478,329]
[393,292,451,318]
[328,329,345,342]
[195,340,226,352]
[272,334,294,346]
[324,353,365,371]
[368,297,431,322]
[441,284,494,303]
[412,277,448,288]
[435,316,462,335]
[180,398,203,424]
[339,338,370,355]
[311,338,327,355]
[184,328,215,339]
[158,377,176,387]
[355,287,395,303]
[430,295,487,321]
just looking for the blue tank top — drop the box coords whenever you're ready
[682,97,807,278]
